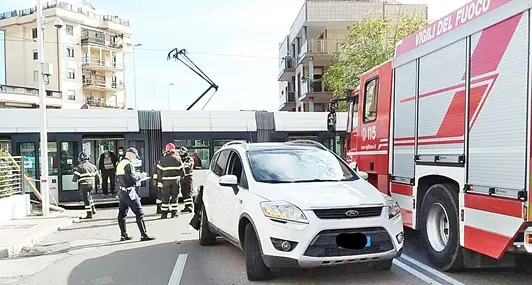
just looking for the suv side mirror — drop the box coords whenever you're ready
[358,171,369,180]
[219,174,238,187]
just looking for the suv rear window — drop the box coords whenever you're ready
[248,148,358,183]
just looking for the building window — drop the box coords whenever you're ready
[32,28,37,39]
[363,77,378,123]
[67,90,75,100]
[33,50,38,60]
[33,70,39,82]
[67,68,75,79]
[65,25,73,35]
[66,47,74,58]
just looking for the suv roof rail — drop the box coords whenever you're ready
[285,140,328,151]
[222,140,249,151]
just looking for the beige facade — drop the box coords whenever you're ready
[0,1,132,109]
[278,0,428,112]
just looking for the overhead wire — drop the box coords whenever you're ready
[0,34,279,60]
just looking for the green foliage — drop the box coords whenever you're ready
[323,12,428,111]
[0,151,12,198]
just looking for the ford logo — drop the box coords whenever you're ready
[345,210,359,217]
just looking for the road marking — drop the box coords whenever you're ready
[168,254,188,285]
[393,259,443,285]
[401,254,466,285]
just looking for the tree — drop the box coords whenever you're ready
[323,13,428,111]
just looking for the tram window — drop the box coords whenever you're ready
[48,142,58,176]
[20,143,36,193]
[174,139,210,168]
[60,142,74,175]
[0,141,11,154]
[213,140,232,152]
[175,140,209,148]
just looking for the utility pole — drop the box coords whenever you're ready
[36,0,50,217]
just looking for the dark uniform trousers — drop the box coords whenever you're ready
[161,180,180,217]
[117,187,147,236]
[80,184,96,216]
[180,176,193,209]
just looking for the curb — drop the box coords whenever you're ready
[0,217,77,258]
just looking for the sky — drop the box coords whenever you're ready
[0,0,471,111]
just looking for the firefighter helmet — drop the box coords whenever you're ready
[178,146,188,156]
[78,152,90,161]
[165,143,176,153]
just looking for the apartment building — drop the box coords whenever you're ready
[0,1,132,109]
[278,0,428,112]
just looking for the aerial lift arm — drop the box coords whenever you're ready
[167,48,219,110]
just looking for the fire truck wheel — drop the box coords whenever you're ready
[420,183,463,271]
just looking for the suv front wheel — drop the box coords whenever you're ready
[198,204,216,246]
[244,223,271,281]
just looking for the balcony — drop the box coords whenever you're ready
[278,56,296,82]
[279,91,296,111]
[85,97,125,109]
[81,30,124,50]
[297,39,343,65]
[82,58,123,71]
[83,78,124,92]
[299,79,333,104]
[0,85,63,108]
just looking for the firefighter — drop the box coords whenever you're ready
[153,148,165,214]
[178,146,194,213]
[116,147,155,241]
[157,143,185,219]
[72,152,100,219]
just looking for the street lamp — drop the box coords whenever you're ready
[167,83,174,109]
[36,0,63,217]
[132,43,142,109]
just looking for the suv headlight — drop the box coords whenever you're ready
[383,194,401,219]
[260,201,308,224]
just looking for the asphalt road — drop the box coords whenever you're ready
[0,206,530,285]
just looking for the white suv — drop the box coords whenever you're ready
[197,140,404,281]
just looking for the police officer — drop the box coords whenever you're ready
[178,146,194,213]
[72,152,100,219]
[153,148,165,214]
[116,147,155,241]
[157,143,185,219]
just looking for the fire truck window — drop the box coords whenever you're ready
[363,78,378,123]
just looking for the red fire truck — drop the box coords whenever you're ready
[328,0,532,271]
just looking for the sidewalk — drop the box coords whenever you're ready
[0,211,83,258]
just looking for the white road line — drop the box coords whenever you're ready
[401,254,466,285]
[393,259,443,285]
[168,254,188,285]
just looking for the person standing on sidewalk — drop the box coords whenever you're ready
[72,152,100,219]
[116,147,155,241]
[98,146,117,196]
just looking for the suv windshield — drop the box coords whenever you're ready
[248,148,358,183]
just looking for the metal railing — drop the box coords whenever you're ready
[82,58,124,69]
[83,78,124,90]
[298,38,343,60]
[300,79,330,97]
[81,29,123,48]
[0,155,24,199]
[0,1,130,27]
[0,85,62,98]
[85,97,126,109]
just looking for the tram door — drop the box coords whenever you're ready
[56,139,80,202]
[124,134,149,198]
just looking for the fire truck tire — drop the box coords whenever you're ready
[420,183,463,271]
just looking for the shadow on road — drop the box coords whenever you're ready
[59,214,162,232]
[67,240,191,285]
